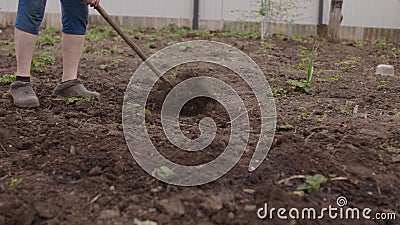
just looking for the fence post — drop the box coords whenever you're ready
[328,0,343,42]
[193,0,199,30]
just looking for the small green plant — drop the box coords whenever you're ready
[64,95,92,105]
[153,166,175,181]
[387,146,400,154]
[100,60,119,70]
[3,90,11,98]
[297,174,328,193]
[376,82,388,91]
[122,26,134,35]
[291,34,302,42]
[279,123,294,130]
[0,39,12,46]
[10,177,23,187]
[86,27,103,41]
[112,47,124,54]
[37,34,55,46]
[144,108,152,116]
[342,109,353,116]
[0,73,16,85]
[345,100,356,107]
[163,24,189,38]
[272,86,287,97]
[288,46,318,94]
[104,26,118,37]
[379,40,388,49]
[275,32,286,40]
[93,49,112,56]
[319,76,342,82]
[299,112,308,120]
[147,34,161,41]
[31,52,55,73]
[168,66,180,78]
[354,40,364,46]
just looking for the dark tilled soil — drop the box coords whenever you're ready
[0,26,399,225]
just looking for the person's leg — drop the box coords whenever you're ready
[52,0,99,98]
[11,0,47,108]
[14,0,47,79]
[15,30,37,79]
[60,0,87,82]
[61,33,85,82]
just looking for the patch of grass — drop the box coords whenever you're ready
[100,59,119,70]
[0,73,16,85]
[315,111,330,122]
[10,177,23,187]
[387,146,400,154]
[335,56,360,72]
[319,76,342,82]
[235,30,259,39]
[31,52,55,73]
[112,47,124,54]
[64,95,93,105]
[162,24,189,38]
[257,40,277,57]
[147,34,161,41]
[297,174,328,193]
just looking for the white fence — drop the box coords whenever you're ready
[1,0,399,40]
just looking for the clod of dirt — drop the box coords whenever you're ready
[98,208,120,220]
[158,197,185,217]
[88,166,102,176]
[200,195,223,211]
[69,145,76,155]
[34,202,60,219]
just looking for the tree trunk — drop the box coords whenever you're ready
[328,0,343,42]
[261,0,270,39]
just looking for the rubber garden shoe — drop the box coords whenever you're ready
[10,81,40,108]
[52,79,100,98]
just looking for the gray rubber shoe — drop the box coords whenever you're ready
[52,79,100,98]
[10,81,40,108]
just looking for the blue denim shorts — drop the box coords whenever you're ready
[15,0,89,35]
